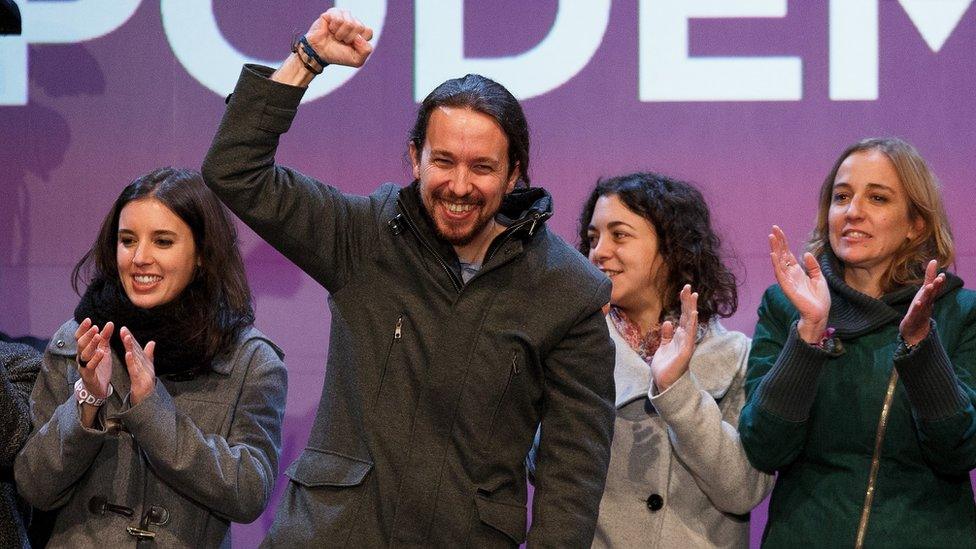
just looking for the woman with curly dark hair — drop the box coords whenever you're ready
[574,172,773,547]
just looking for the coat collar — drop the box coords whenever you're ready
[395,181,554,249]
[819,250,963,338]
[610,316,747,408]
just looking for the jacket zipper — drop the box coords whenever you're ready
[485,351,520,444]
[483,211,550,264]
[374,315,403,405]
[854,368,900,548]
[395,205,463,292]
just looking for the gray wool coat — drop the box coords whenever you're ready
[0,341,40,549]
[202,64,617,548]
[594,317,774,548]
[14,320,286,548]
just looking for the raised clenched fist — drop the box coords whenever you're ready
[303,8,374,68]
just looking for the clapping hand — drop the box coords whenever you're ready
[769,226,830,344]
[899,260,945,346]
[651,285,698,393]
[120,327,156,405]
[75,318,114,399]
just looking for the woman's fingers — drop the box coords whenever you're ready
[120,326,141,351]
[82,349,103,371]
[660,320,675,344]
[803,252,820,278]
[679,284,692,314]
[120,328,139,361]
[685,293,699,332]
[122,330,156,405]
[99,322,115,349]
[900,264,947,345]
[769,227,801,276]
[144,341,155,363]
[77,326,99,361]
[768,232,782,259]
[923,259,938,285]
[771,225,789,255]
[74,317,93,342]
[121,327,155,377]
[917,276,944,312]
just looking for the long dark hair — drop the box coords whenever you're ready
[409,73,530,187]
[578,172,738,324]
[72,167,254,361]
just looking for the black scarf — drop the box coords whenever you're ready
[73,278,210,377]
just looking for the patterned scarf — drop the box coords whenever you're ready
[608,306,663,365]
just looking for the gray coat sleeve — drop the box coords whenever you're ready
[14,348,110,510]
[528,279,616,547]
[201,64,377,294]
[0,342,40,468]
[117,341,287,523]
[650,350,775,515]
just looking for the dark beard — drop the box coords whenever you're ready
[434,211,494,246]
[420,190,496,247]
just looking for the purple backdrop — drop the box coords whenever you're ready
[3,1,976,547]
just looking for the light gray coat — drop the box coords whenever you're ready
[595,317,774,548]
[14,320,287,548]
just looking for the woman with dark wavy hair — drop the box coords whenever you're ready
[574,172,773,547]
[740,138,976,547]
[14,167,287,547]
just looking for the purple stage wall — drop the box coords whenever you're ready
[3,1,976,547]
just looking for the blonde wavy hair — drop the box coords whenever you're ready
[807,137,955,291]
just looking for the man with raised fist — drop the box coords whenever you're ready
[203,8,614,547]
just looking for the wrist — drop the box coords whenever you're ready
[797,318,828,344]
[651,368,683,395]
[297,35,329,71]
[900,327,929,348]
[271,53,318,88]
[653,379,671,395]
[75,378,112,407]
[130,380,156,406]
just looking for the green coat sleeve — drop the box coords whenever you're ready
[739,286,830,473]
[896,293,976,475]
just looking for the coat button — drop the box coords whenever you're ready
[56,340,65,348]
[646,493,664,511]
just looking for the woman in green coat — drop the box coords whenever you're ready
[740,137,976,548]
